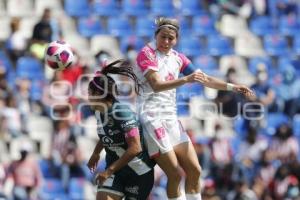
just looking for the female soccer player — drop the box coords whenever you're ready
[87,59,155,200]
[135,17,255,200]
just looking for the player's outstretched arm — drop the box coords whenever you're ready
[198,73,256,100]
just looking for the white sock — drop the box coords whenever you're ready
[186,193,202,200]
[168,196,185,200]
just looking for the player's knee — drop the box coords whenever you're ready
[166,169,181,183]
[187,164,201,180]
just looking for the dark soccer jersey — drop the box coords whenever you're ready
[95,101,154,175]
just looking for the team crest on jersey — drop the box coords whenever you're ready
[165,72,175,81]
[102,136,113,144]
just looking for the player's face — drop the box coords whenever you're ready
[156,28,177,54]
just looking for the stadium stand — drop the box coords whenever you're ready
[0,0,300,199]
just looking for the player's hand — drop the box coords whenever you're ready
[187,69,208,84]
[234,85,256,100]
[95,169,113,185]
[87,153,100,173]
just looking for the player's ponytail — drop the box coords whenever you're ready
[101,59,141,95]
[89,59,140,101]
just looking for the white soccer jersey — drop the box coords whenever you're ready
[135,42,191,122]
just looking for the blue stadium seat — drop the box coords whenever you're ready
[293,35,300,55]
[136,17,155,38]
[207,35,233,56]
[263,34,289,56]
[122,0,148,16]
[265,113,290,136]
[64,0,90,17]
[250,16,277,36]
[92,0,119,16]
[77,17,104,38]
[150,0,175,17]
[192,14,217,36]
[278,56,300,76]
[293,114,300,137]
[0,50,13,75]
[16,56,44,80]
[179,0,205,16]
[178,17,191,35]
[120,35,144,53]
[177,83,203,116]
[40,178,69,200]
[69,178,85,200]
[193,55,218,75]
[177,37,204,58]
[107,17,133,37]
[279,15,300,36]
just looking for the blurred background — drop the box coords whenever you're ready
[1,0,300,199]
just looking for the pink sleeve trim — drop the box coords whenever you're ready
[178,53,192,72]
[125,127,139,138]
[136,46,158,73]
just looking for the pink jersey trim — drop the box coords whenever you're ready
[178,53,192,73]
[136,45,158,74]
[125,127,139,138]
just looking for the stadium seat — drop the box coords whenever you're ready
[122,0,148,16]
[207,35,233,56]
[265,113,290,136]
[192,14,217,36]
[177,37,204,58]
[136,17,155,38]
[293,114,300,137]
[250,16,277,36]
[219,14,249,37]
[234,32,266,58]
[193,55,218,75]
[69,178,85,200]
[40,178,69,200]
[0,0,6,16]
[107,17,133,37]
[278,56,300,76]
[19,17,39,39]
[279,15,300,36]
[16,56,44,80]
[263,34,289,56]
[35,0,63,16]
[177,83,203,116]
[92,0,119,17]
[90,35,123,59]
[7,0,33,17]
[178,17,191,35]
[0,16,11,41]
[30,80,44,101]
[150,0,175,17]
[120,35,144,53]
[64,0,90,17]
[293,35,300,55]
[179,0,204,16]
[77,17,104,38]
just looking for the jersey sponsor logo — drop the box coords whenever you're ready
[155,127,166,140]
[125,186,139,195]
[108,129,121,136]
[120,120,136,128]
[102,136,113,144]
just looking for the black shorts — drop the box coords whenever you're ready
[97,169,154,200]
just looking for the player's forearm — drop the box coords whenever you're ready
[202,75,232,91]
[149,77,188,92]
[93,141,104,155]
